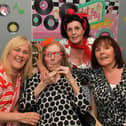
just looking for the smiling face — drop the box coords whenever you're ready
[95,41,116,68]
[8,44,30,72]
[44,44,63,72]
[66,21,84,46]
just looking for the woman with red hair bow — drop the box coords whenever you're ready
[59,5,95,114]
[60,7,94,68]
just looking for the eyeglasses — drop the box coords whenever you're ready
[43,51,63,57]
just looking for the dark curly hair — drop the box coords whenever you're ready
[60,14,90,39]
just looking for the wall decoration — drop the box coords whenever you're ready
[32,13,42,26]
[34,0,53,15]
[89,0,119,39]
[13,2,24,14]
[43,15,58,30]
[0,4,10,16]
[7,22,19,33]
[0,0,32,55]
[78,0,105,25]
[32,0,80,41]
[32,0,120,41]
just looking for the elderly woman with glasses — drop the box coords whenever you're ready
[19,40,90,126]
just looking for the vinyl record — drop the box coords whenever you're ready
[32,13,42,26]
[32,0,35,9]
[0,4,10,16]
[59,3,78,19]
[34,0,53,15]
[7,22,19,33]
[44,15,58,30]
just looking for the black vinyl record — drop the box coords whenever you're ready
[44,15,58,30]
[34,0,53,15]
[32,13,42,26]
[0,4,10,16]
[7,22,19,33]
[59,3,78,19]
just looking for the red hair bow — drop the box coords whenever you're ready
[67,8,88,31]
[67,8,88,19]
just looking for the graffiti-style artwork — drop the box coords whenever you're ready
[94,0,119,39]
[78,0,119,39]
[78,0,105,25]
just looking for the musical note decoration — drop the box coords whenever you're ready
[13,2,24,14]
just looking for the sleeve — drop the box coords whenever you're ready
[0,73,7,102]
[0,77,4,101]
[19,73,40,112]
[69,74,90,115]
[59,39,68,46]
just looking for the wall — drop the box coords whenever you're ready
[0,0,32,55]
[118,0,126,60]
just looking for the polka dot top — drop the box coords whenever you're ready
[19,72,89,126]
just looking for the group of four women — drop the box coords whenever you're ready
[0,5,126,126]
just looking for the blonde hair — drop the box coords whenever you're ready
[42,40,72,71]
[1,36,33,82]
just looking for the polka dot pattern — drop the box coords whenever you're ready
[19,72,89,126]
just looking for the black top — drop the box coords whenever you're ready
[73,65,126,126]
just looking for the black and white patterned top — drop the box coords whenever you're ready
[73,65,126,126]
[19,72,89,126]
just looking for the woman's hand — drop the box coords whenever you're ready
[34,71,58,98]
[42,71,58,86]
[56,66,80,95]
[95,119,103,126]
[56,66,73,82]
[17,112,41,126]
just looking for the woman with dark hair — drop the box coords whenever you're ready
[74,36,126,126]
[58,6,95,112]
[60,7,94,68]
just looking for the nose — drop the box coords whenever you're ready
[50,53,55,59]
[99,48,105,54]
[18,51,24,57]
[72,29,76,34]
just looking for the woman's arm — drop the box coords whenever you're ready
[34,70,58,98]
[19,73,41,111]
[56,66,80,95]
[56,66,89,113]
[0,111,41,125]
[36,55,49,80]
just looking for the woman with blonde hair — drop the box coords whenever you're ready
[0,36,41,126]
